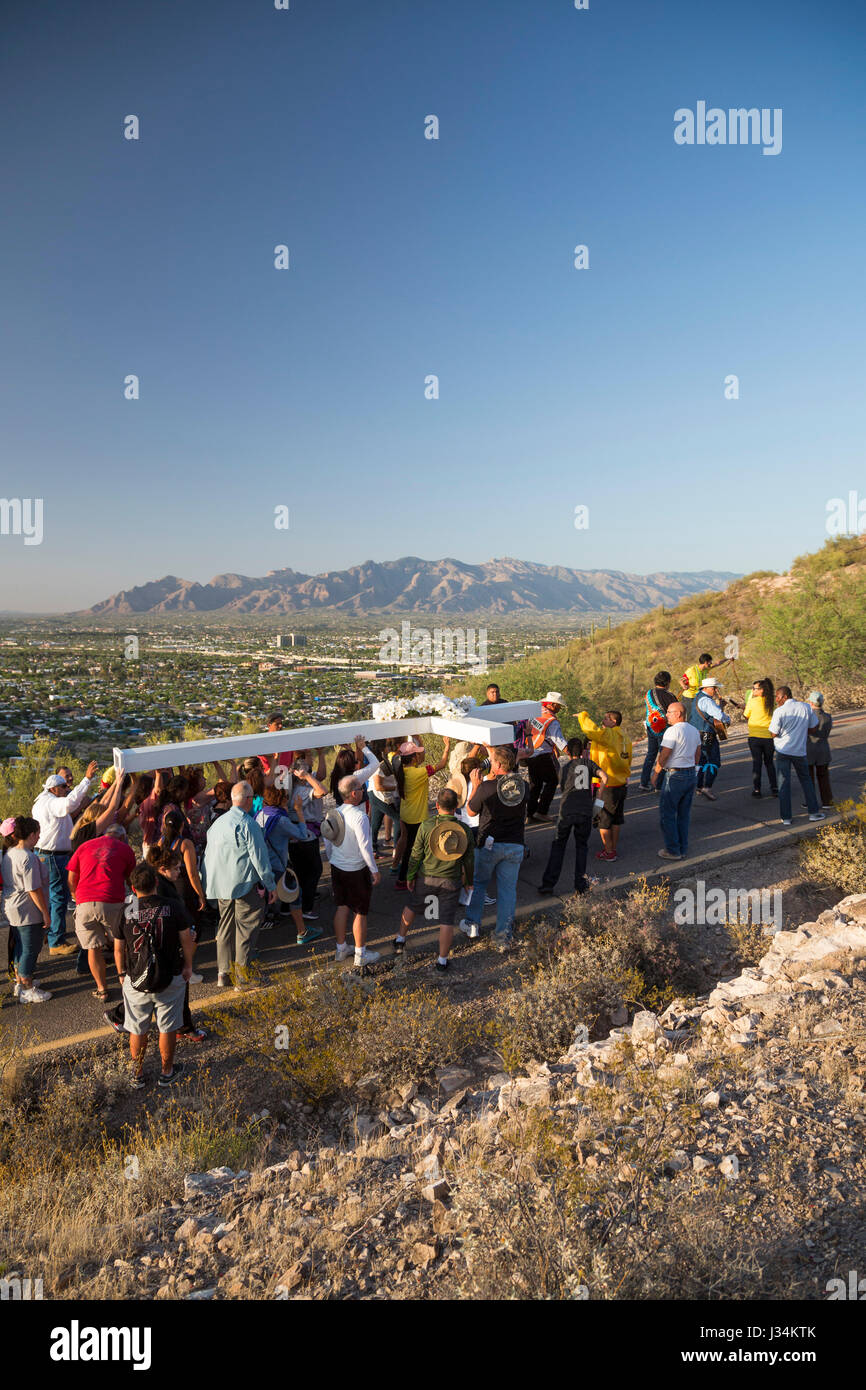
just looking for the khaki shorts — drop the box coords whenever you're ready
[74,900,125,949]
[122,972,186,1035]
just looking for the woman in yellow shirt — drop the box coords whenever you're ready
[393,738,450,889]
[733,677,777,798]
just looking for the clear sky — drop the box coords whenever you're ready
[2,0,864,611]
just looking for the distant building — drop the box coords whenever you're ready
[290,633,306,648]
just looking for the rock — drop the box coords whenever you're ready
[355,1114,384,1140]
[631,1011,662,1044]
[154,1282,174,1300]
[277,1258,311,1292]
[421,1178,451,1202]
[701,1090,721,1111]
[355,1073,384,1099]
[693,1155,714,1173]
[435,1065,474,1097]
[175,1218,200,1242]
[664,1150,690,1174]
[498,1076,554,1112]
[719,1155,740,1179]
[410,1241,439,1268]
[610,1005,629,1028]
[415,1154,442,1183]
[813,1019,845,1038]
[186,1287,217,1300]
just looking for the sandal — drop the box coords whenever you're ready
[92,988,110,1003]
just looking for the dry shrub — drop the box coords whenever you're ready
[496,947,641,1069]
[353,988,489,1085]
[798,798,866,896]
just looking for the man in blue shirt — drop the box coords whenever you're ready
[203,781,276,989]
[768,687,825,826]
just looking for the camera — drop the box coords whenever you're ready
[479,758,491,774]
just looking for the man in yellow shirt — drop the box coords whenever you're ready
[576,710,633,862]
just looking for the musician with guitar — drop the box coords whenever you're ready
[688,677,731,802]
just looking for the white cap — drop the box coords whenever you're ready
[700,677,721,690]
[43,774,68,790]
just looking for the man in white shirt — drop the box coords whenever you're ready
[652,704,701,860]
[32,762,98,953]
[768,686,824,826]
[324,775,381,967]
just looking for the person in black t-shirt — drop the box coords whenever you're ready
[459,745,527,950]
[113,862,193,1089]
[539,737,607,896]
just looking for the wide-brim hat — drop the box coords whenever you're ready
[446,772,468,804]
[276,867,301,904]
[320,808,346,845]
[497,772,527,807]
[429,819,470,861]
[700,678,722,690]
[542,692,563,706]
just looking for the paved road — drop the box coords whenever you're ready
[5,711,865,1055]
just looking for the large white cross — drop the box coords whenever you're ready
[112,700,542,774]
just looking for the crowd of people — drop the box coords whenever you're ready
[0,672,839,1084]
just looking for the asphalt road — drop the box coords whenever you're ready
[5,711,865,1055]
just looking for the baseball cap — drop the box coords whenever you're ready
[43,774,68,790]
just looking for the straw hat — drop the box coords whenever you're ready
[276,868,301,905]
[320,808,346,845]
[429,820,469,861]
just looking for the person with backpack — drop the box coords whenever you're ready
[576,708,634,862]
[639,672,677,791]
[538,737,607,896]
[255,786,323,946]
[521,693,568,822]
[688,677,731,801]
[113,861,194,1088]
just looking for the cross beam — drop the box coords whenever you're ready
[112,701,542,774]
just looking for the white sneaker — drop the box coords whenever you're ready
[458,919,480,940]
[354,947,380,966]
[808,813,826,822]
[484,895,496,906]
[335,943,354,962]
[12,978,42,997]
[780,819,792,826]
[19,985,52,1004]
[217,972,232,988]
[188,971,204,984]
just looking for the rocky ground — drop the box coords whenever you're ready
[26,886,864,1302]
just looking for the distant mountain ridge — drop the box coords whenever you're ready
[82,557,740,617]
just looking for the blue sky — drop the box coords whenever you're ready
[2,0,864,610]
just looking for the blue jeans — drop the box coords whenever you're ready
[369,793,399,849]
[640,729,662,788]
[38,851,71,946]
[776,753,819,820]
[658,768,697,856]
[465,841,524,941]
[12,923,44,979]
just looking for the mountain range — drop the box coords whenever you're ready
[83,558,739,617]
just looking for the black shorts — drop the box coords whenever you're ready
[330,865,373,916]
[408,875,461,924]
[597,783,627,829]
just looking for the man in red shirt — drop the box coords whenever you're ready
[68,825,136,1002]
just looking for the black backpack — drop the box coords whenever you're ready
[129,905,175,994]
